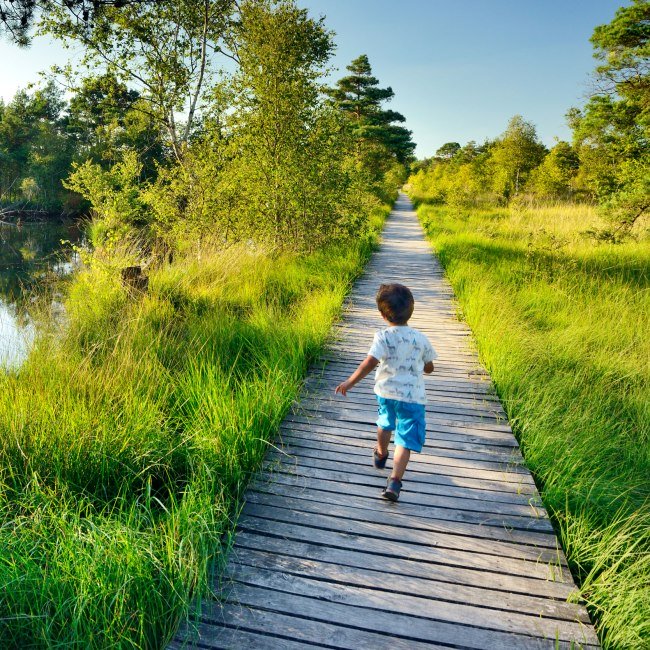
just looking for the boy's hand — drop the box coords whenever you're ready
[334,355,379,397]
[424,361,434,374]
[335,380,352,396]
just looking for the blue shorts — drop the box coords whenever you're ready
[375,396,426,453]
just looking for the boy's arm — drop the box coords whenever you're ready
[334,355,379,396]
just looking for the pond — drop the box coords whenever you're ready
[0,220,84,367]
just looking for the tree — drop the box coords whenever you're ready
[218,0,354,249]
[435,142,461,160]
[66,72,163,176]
[527,141,580,199]
[330,54,416,173]
[568,0,649,232]
[0,81,74,208]
[40,0,235,161]
[591,0,650,108]
[489,115,547,200]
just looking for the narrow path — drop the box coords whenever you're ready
[171,194,599,649]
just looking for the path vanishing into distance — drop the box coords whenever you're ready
[171,194,599,649]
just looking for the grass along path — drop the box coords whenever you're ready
[0,205,388,648]
[416,202,649,649]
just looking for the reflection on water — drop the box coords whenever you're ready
[0,220,84,367]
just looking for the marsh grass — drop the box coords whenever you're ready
[0,205,388,648]
[417,202,649,648]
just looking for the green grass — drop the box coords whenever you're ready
[416,202,649,649]
[0,204,389,648]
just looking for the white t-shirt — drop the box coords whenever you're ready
[368,326,437,405]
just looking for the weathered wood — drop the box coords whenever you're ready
[240,501,562,564]
[170,193,597,649]
[224,564,596,644]
[272,433,528,474]
[261,462,541,513]
[264,454,536,505]
[250,474,556,532]
[244,486,557,547]
[235,515,568,582]
[277,426,527,466]
[208,583,597,649]
[232,530,574,600]
[183,602,451,650]
[229,548,586,620]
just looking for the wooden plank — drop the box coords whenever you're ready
[244,485,557,547]
[279,421,524,458]
[282,416,521,448]
[277,426,526,467]
[302,380,504,405]
[168,626,319,649]
[224,564,597,644]
[274,437,530,489]
[261,462,544,517]
[285,409,519,439]
[273,433,528,475]
[213,582,597,650]
[189,602,451,650]
[265,452,536,503]
[250,473,555,532]
[240,501,562,565]
[235,516,569,582]
[232,530,573,599]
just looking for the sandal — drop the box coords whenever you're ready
[382,477,402,502]
[373,448,389,470]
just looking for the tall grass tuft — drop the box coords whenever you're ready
[0,205,388,648]
[417,202,649,648]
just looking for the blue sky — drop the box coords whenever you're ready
[0,0,626,157]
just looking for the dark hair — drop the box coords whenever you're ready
[376,283,414,325]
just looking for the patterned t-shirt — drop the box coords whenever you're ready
[368,326,437,405]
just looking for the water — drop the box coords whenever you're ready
[0,220,84,367]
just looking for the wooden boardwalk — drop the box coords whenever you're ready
[171,194,599,649]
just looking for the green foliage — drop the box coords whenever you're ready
[66,73,164,176]
[40,0,235,161]
[218,0,356,249]
[330,53,415,188]
[435,141,461,159]
[410,2,648,234]
[64,152,149,244]
[0,81,74,210]
[527,141,580,200]
[567,0,649,232]
[419,203,649,648]
[489,115,547,200]
[590,0,650,107]
[408,137,493,208]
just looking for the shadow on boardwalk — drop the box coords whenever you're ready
[170,194,599,650]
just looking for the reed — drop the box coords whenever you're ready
[417,202,649,649]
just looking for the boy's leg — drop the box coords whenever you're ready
[375,397,396,460]
[390,401,425,482]
[391,445,411,481]
[376,428,391,457]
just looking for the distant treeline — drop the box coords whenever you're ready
[0,1,415,253]
[410,0,648,239]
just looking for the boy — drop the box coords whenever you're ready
[335,283,436,501]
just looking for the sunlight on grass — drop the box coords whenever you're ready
[417,202,649,649]
[0,205,388,648]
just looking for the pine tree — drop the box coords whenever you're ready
[330,54,415,173]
